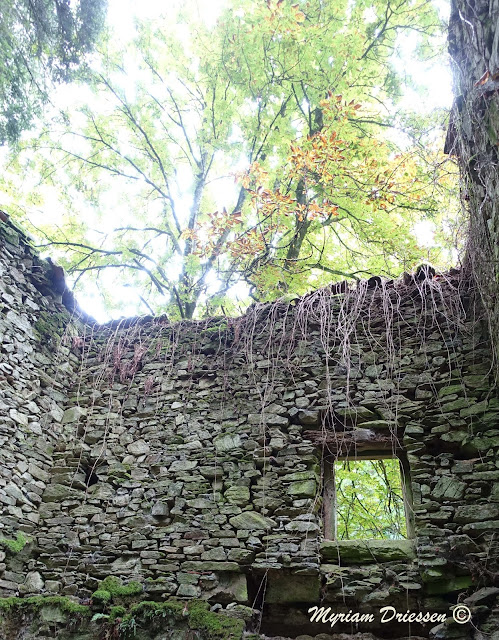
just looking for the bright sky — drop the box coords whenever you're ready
[107,0,225,41]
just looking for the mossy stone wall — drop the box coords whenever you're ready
[1,219,498,640]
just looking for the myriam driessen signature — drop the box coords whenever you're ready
[308,605,447,627]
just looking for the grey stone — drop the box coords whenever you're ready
[152,502,170,516]
[182,561,241,572]
[42,484,80,502]
[170,460,198,471]
[464,586,499,605]
[229,512,275,530]
[432,476,466,500]
[288,480,317,497]
[454,504,499,523]
[225,486,250,506]
[320,539,415,564]
[127,439,150,455]
[9,409,28,426]
[28,463,50,482]
[177,583,199,597]
[24,571,44,592]
[214,433,242,452]
[61,406,87,423]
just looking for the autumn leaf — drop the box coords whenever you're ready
[475,70,490,86]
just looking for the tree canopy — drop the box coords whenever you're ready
[1,0,458,320]
[0,0,107,144]
[335,459,407,540]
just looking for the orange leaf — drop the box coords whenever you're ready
[475,70,490,86]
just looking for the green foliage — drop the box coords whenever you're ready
[91,612,109,622]
[3,0,456,319]
[335,459,407,540]
[0,0,107,145]
[0,532,27,555]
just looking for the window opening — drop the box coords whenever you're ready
[335,458,406,539]
[323,455,413,540]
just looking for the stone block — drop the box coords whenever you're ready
[61,406,87,423]
[215,434,242,451]
[432,476,466,501]
[224,486,250,506]
[24,571,44,592]
[454,504,499,523]
[320,539,415,564]
[229,511,275,530]
[266,573,320,603]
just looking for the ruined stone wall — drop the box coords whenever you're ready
[0,221,86,594]
[1,220,499,640]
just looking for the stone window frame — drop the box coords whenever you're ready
[322,446,415,541]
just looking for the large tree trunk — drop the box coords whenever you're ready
[448,0,499,368]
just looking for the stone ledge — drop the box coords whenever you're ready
[320,539,416,564]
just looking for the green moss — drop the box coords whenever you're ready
[0,596,90,617]
[90,577,143,612]
[126,600,184,619]
[99,576,143,597]
[0,532,27,555]
[91,589,111,604]
[204,321,228,334]
[145,576,171,583]
[0,595,244,640]
[118,600,243,640]
[34,311,66,341]
[188,601,244,640]
[109,605,126,623]
[107,468,133,483]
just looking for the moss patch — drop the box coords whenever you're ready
[0,595,90,617]
[0,595,245,640]
[34,311,66,342]
[0,532,27,555]
[91,590,112,605]
[187,600,244,639]
[118,599,244,640]
[91,577,143,606]
[109,605,126,623]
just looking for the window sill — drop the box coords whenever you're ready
[320,538,416,564]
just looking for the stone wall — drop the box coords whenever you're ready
[1,219,499,640]
[0,220,85,594]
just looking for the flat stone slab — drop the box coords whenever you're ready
[181,561,241,572]
[320,539,416,564]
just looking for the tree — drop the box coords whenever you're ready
[335,459,407,540]
[0,0,107,145]
[7,0,451,319]
[447,0,499,367]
